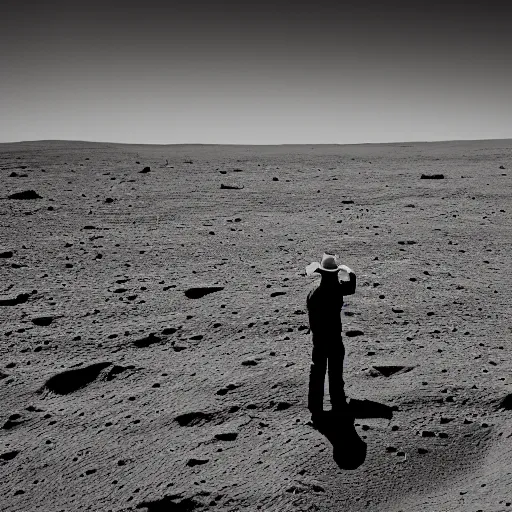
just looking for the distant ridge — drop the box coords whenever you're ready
[1,138,511,148]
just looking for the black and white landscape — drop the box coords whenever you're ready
[2,0,512,510]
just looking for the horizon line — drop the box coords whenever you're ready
[1,136,512,147]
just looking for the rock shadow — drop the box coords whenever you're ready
[0,293,30,307]
[40,362,112,395]
[184,287,224,299]
[137,495,200,511]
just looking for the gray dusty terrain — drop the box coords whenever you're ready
[1,140,511,511]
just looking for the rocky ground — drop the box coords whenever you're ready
[1,140,511,511]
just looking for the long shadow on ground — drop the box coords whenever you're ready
[312,399,395,470]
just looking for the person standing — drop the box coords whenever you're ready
[306,253,356,422]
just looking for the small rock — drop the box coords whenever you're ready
[186,458,209,467]
[8,190,42,200]
[499,393,512,410]
[215,432,238,441]
[175,411,213,427]
[371,365,414,377]
[0,450,19,461]
[220,183,244,190]
[139,167,151,173]
[31,316,54,327]
[345,330,364,337]
[133,333,161,348]
[420,174,444,179]
[184,287,224,299]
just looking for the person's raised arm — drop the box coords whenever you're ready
[338,265,356,295]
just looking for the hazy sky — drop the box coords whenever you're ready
[1,0,511,144]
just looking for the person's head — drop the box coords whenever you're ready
[316,253,341,282]
[306,252,343,279]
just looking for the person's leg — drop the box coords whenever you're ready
[328,338,347,411]
[308,343,327,417]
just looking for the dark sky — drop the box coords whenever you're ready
[1,0,511,143]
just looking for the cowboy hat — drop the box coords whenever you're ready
[306,253,350,279]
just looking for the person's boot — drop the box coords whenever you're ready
[309,409,324,428]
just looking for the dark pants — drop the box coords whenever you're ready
[308,335,346,414]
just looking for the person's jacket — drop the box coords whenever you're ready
[307,273,356,337]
